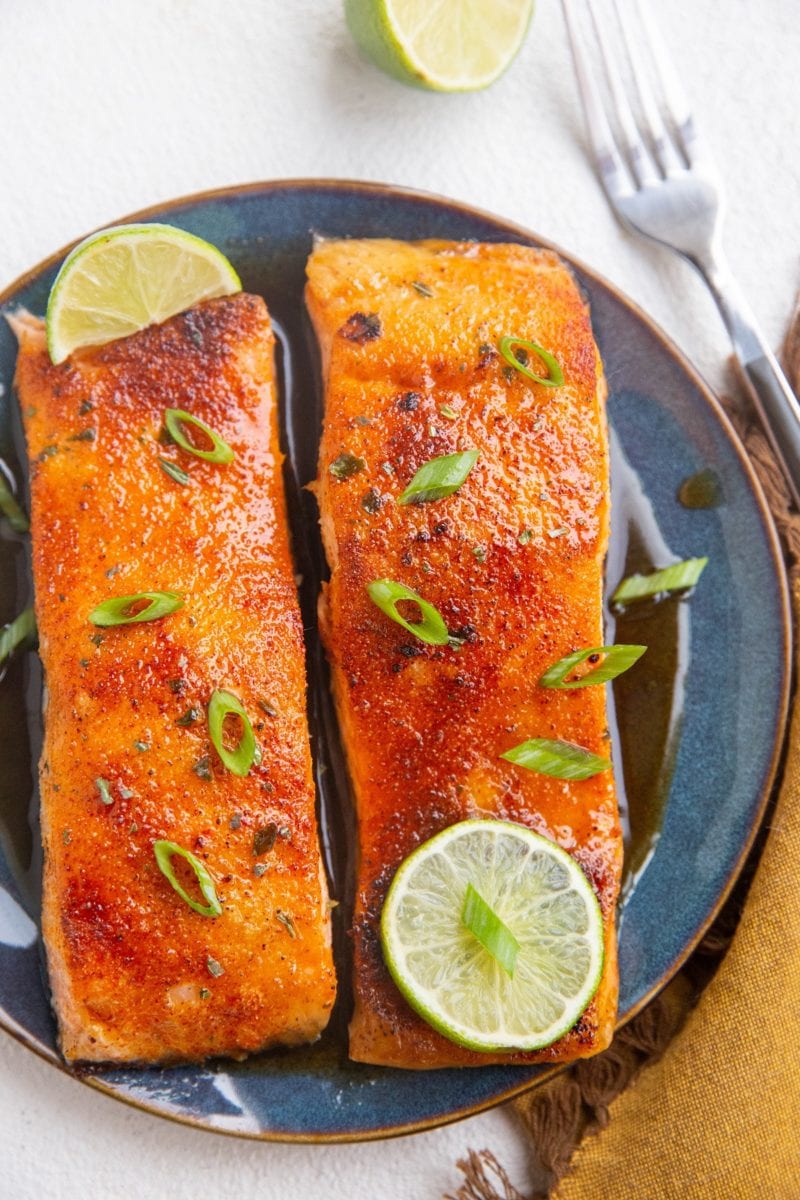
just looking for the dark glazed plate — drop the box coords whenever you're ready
[0,180,790,1141]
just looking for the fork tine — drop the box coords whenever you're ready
[612,0,686,173]
[632,0,699,164]
[584,0,661,187]
[561,0,635,200]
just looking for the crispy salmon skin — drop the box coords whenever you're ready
[12,295,335,1063]
[307,238,621,1068]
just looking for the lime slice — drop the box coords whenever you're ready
[380,819,604,1052]
[345,0,534,92]
[46,223,241,364]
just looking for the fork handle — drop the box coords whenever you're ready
[699,255,800,512]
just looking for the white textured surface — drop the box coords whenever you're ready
[0,1,798,1197]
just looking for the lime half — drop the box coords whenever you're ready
[381,819,604,1052]
[46,223,241,364]
[345,0,534,92]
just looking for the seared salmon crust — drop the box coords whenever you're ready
[307,239,622,1068]
[13,295,335,1064]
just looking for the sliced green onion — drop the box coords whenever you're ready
[158,457,190,485]
[89,591,184,627]
[366,579,449,645]
[612,557,708,605]
[164,409,234,464]
[501,737,610,780]
[397,450,479,506]
[462,882,519,978]
[498,335,564,388]
[153,839,222,918]
[0,607,36,666]
[539,644,647,689]
[208,688,259,776]
[0,469,29,533]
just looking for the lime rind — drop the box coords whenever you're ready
[345,0,534,93]
[46,223,241,365]
[380,819,604,1052]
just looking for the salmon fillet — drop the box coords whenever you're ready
[307,238,622,1068]
[13,295,336,1063]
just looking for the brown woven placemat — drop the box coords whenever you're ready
[444,303,800,1200]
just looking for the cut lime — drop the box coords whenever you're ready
[380,819,604,1052]
[46,223,241,364]
[345,0,534,92]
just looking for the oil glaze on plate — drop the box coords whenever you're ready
[0,181,790,1142]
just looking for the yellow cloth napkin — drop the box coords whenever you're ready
[550,583,800,1198]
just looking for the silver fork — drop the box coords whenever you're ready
[562,0,800,510]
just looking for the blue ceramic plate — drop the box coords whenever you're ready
[0,181,790,1141]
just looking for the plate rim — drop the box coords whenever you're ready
[0,177,791,1143]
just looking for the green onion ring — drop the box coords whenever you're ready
[501,737,610,780]
[153,839,222,917]
[612,557,708,605]
[539,644,647,689]
[164,409,234,464]
[208,688,259,776]
[88,591,184,627]
[0,607,37,667]
[461,882,519,978]
[397,450,479,505]
[366,579,449,646]
[498,335,564,387]
[0,466,29,533]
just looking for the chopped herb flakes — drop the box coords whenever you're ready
[276,910,297,938]
[472,545,487,563]
[134,740,150,752]
[119,784,135,800]
[338,312,381,343]
[548,526,568,539]
[230,813,242,831]
[158,457,189,485]
[168,678,187,694]
[96,778,113,806]
[439,404,458,420]
[69,428,96,443]
[253,863,268,878]
[412,280,433,297]
[397,392,421,412]
[253,823,278,856]
[78,400,94,415]
[176,707,201,727]
[361,488,383,514]
[206,957,224,978]
[329,452,366,481]
[62,828,72,845]
[199,987,211,1000]
[192,756,212,781]
[518,529,533,545]
[258,700,278,718]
